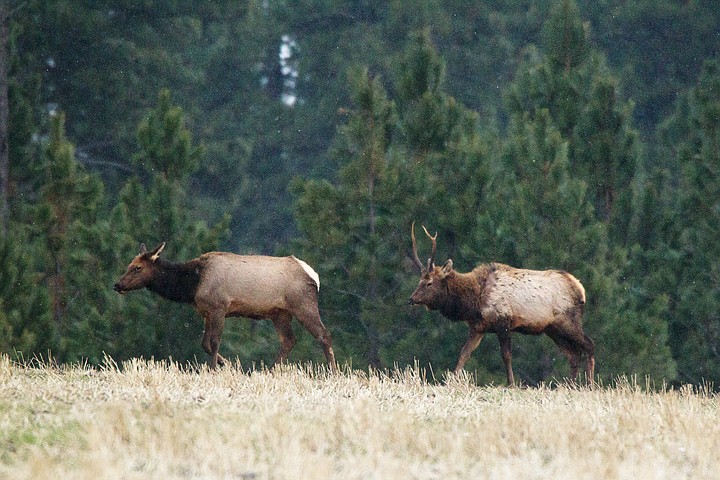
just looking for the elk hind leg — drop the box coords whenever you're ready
[547,329,582,380]
[582,333,595,381]
[294,306,336,371]
[563,330,595,382]
[202,314,227,369]
[271,312,297,367]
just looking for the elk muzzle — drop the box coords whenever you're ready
[408,291,424,306]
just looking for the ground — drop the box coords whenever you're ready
[0,355,717,479]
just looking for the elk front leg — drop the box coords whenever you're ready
[454,327,484,374]
[497,331,514,386]
[202,314,227,369]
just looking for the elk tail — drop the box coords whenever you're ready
[566,273,586,305]
[293,256,320,292]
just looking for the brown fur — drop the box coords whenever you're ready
[114,243,336,370]
[410,232,595,385]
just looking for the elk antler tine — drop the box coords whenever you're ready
[421,225,438,241]
[421,225,437,268]
[411,222,426,272]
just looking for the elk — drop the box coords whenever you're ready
[114,242,336,370]
[409,224,594,385]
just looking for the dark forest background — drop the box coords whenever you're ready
[1,0,720,386]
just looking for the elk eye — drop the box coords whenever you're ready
[133,266,142,272]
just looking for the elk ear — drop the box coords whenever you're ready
[139,243,148,255]
[148,242,166,262]
[439,259,454,277]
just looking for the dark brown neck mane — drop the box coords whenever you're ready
[439,264,494,322]
[146,257,203,304]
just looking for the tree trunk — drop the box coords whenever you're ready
[0,2,9,235]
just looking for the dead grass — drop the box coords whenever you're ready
[0,354,717,479]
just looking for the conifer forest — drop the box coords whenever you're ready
[1,0,720,387]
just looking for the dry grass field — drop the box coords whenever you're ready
[0,354,718,480]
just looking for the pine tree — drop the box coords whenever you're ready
[292,30,495,372]
[292,67,397,367]
[480,108,597,382]
[391,28,493,372]
[491,109,596,271]
[393,28,489,252]
[107,89,228,365]
[659,61,720,384]
[31,113,105,359]
[387,29,493,373]
[496,0,676,383]
[505,0,639,239]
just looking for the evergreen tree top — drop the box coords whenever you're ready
[541,0,589,73]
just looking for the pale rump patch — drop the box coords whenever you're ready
[293,256,320,291]
[564,272,586,304]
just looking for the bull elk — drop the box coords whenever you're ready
[114,242,336,370]
[409,224,595,385]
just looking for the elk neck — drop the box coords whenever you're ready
[146,257,204,304]
[438,268,488,322]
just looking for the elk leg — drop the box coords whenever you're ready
[560,330,595,383]
[454,329,484,374]
[546,330,582,380]
[567,350,581,379]
[582,334,596,382]
[202,314,226,369]
[295,308,337,371]
[271,312,297,367]
[497,331,514,386]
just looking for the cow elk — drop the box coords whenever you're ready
[114,243,336,370]
[409,224,594,385]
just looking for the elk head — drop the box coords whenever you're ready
[113,242,166,294]
[409,223,454,309]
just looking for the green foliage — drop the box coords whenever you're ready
[0,235,52,357]
[657,61,720,384]
[1,0,718,385]
[506,5,640,239]
[293,33,493,373]
[594,0,720,130]
[33,113,107,360]
[489,109,597,269]
[542,0,589,73]
[497,0,676,383]
[134,89,203,183]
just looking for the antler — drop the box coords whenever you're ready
[422,225,438,269]
[411,222,425,272]
[411,222,438,272]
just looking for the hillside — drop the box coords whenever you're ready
[0,356,717,479]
